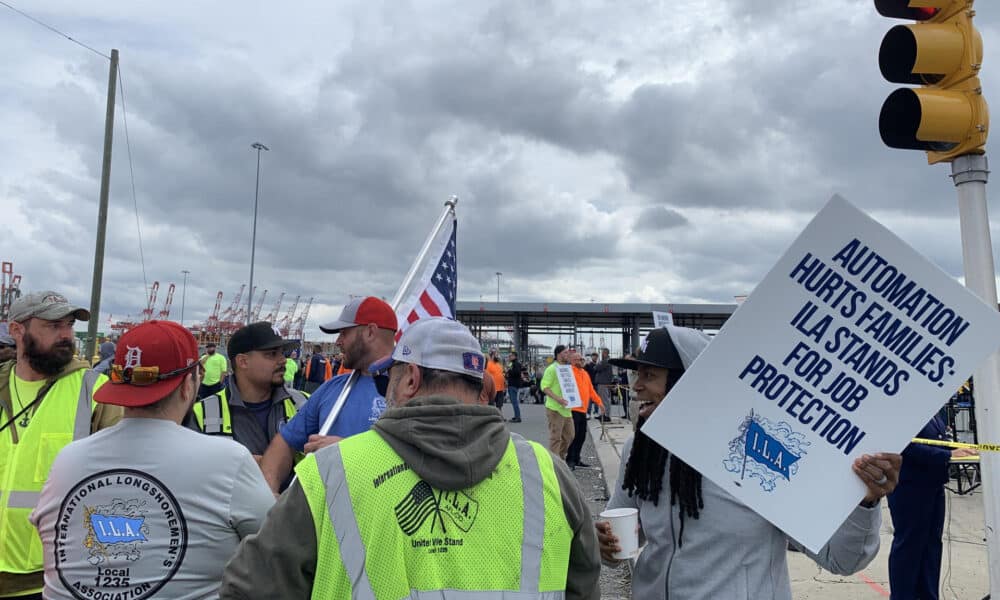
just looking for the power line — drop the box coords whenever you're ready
[117,68,149,297]
[0,1,110,60]
[1,1,152,301]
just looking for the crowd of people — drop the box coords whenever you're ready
[0,288,941,600]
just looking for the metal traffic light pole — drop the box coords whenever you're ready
[951,154,1000,591]
[875,1,995,590]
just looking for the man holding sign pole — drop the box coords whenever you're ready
[541,344,577,461]
[596,325,900,600]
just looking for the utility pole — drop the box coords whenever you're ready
[248,142,269,324]
[180,269,190,327]
[85,48,118,362]
[952,155,1000,587]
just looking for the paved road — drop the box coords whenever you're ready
[500,400,632,598]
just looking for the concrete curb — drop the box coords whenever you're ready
[588,417,631,494]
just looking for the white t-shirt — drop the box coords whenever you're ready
[30,418,274,600]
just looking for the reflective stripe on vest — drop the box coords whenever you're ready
[198,393,228,434]
[299,431,569,599]
[512,433,544,592]
[195,389,303,435]
[1,368,100,574]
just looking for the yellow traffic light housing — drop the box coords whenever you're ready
[875,0,989,164]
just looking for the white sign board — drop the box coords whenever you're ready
[555,365,582,409]
[643,196,1000,552]
[652,311,674,328]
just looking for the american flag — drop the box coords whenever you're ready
[394,480,439,536]
[396,215,457,338]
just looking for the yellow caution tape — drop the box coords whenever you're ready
[913,437,1000,453]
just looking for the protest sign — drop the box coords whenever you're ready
[642,195,1000,552]
[652,310,674,329]
[556,365,582,409]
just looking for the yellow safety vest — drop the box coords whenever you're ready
[191,387,306,435]
[0,368,102,576]
[295,430,573,599]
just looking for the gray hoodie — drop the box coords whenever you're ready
[222,395,601,599]
[605,325,881,599]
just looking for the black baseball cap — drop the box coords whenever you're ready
[610,328,683,371]
[228,322,297,360]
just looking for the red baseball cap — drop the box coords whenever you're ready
[94,320,200,407]
[320,296,398,334]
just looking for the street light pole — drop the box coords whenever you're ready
[495,272,502,351]
[180,270,189,327]
[248,142,269,324]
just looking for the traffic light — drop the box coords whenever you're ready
[876,0,989,164]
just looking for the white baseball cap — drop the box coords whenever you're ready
[391,318,485,380]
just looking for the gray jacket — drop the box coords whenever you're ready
[592,359,614,385]
[222,395,601,599]
[605,324,881,599]
[607,435,881,599]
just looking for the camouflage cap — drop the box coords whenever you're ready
[9,291,90,323]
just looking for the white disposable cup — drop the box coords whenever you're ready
[599,507,639,560]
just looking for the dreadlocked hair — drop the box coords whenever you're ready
[621,368,704,548]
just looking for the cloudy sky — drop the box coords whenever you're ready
[1,0,998,343]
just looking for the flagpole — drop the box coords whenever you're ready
[316,196,458,438]
[391,196,458,308]
[741,410,753,481]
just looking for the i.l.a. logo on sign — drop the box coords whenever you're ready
[723,411,811,492]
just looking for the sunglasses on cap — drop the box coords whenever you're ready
[110,362,199,386]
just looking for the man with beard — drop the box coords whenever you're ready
[188,322,306,467]
[0,291,121,600]
[222,317,601,599]
[259,296,395,493]
[595,325,902,599]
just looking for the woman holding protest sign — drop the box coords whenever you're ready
[594,324,902,599]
